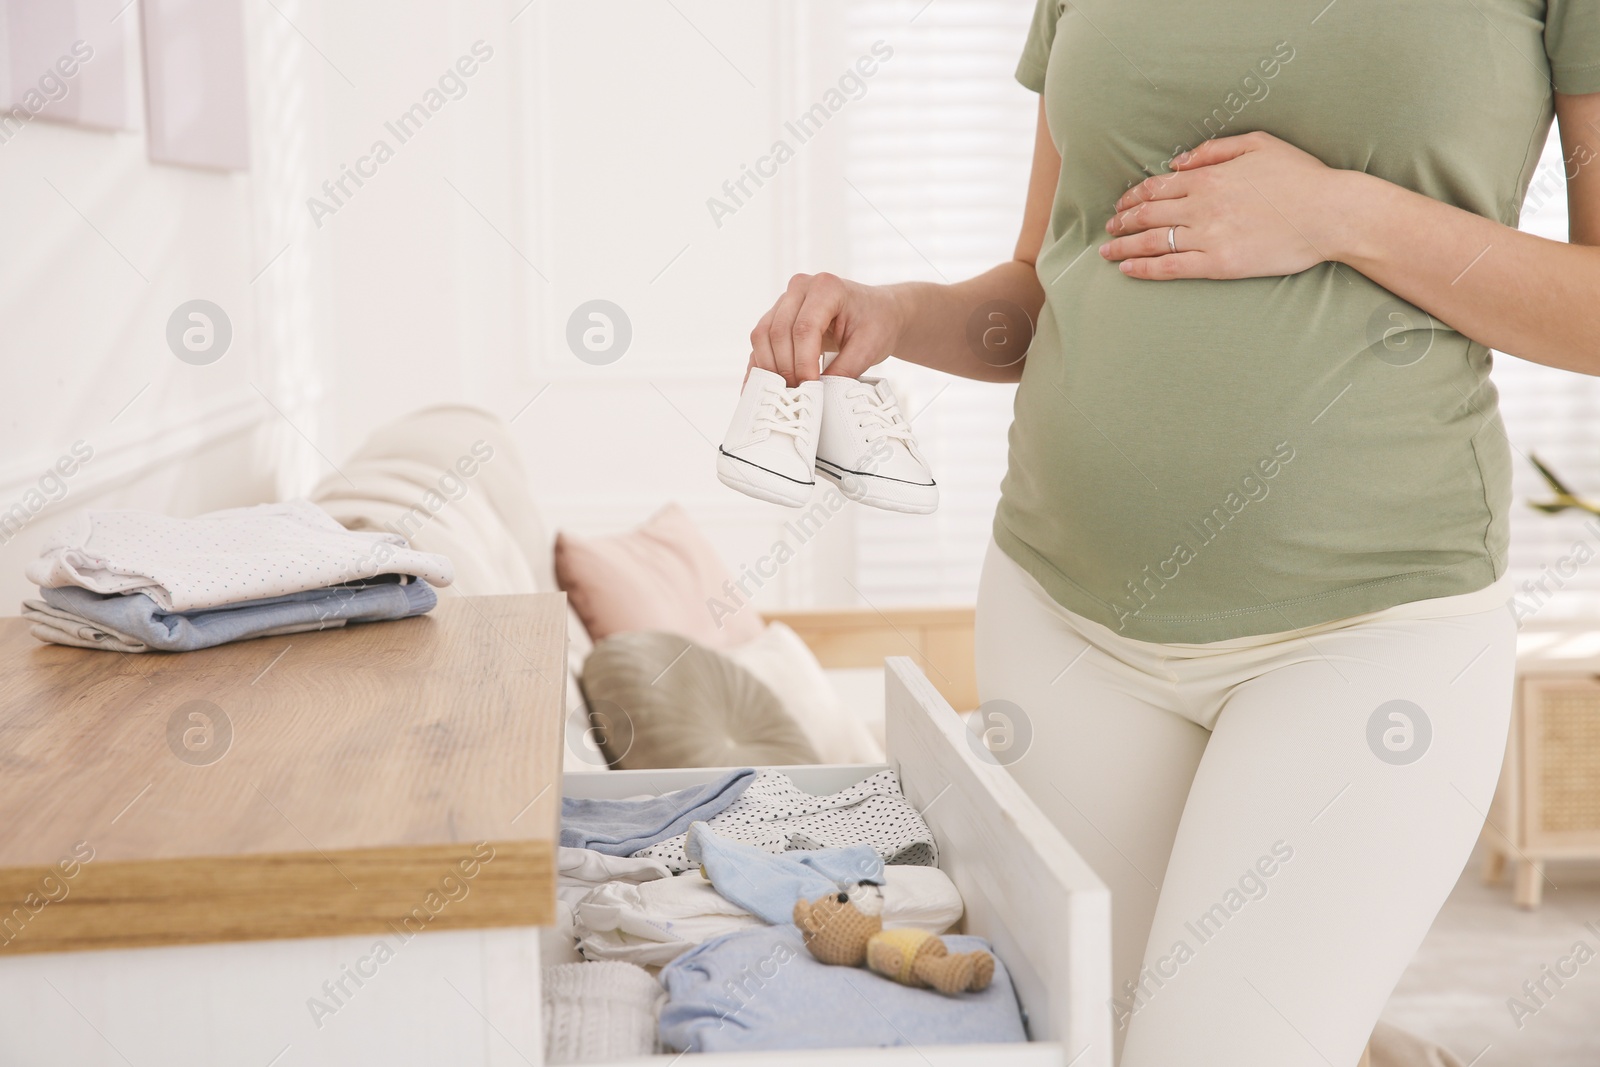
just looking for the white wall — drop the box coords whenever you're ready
[0,0,864,613]
[507,0,858,607]
[0,0,271,606]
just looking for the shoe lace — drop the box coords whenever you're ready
[753,384,814,439]
[847,384,914,445]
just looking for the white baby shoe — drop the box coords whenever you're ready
[717,366,824,507]
[815,375,938,514]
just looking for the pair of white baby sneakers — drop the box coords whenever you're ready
[717,366,938,514]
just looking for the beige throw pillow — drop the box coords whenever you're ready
[725,622,885,764]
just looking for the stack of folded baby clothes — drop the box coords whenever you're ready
[551,767,1028,1059]
[21,499,454,653]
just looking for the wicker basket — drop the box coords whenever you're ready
[1483,626,1600,908]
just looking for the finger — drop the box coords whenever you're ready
[1114,170,1190,212]
[1169,132,1264,171]
[748,308,778,376]
[791,274,845,382]
[1105,198,1187,237]
[766,277,810,385]
[1101,224,1192,262]
[826,321,891,379]
[1117,250,1212,280]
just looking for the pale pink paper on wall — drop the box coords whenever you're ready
[1,0,137,130]
[140,0,248,170]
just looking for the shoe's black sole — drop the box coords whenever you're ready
[814,455,935,488]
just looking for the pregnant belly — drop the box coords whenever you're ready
[1002,266,1505,632]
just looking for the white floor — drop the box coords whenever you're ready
[1383,846,1600,1066]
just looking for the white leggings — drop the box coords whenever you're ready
[973,541,1515,1067]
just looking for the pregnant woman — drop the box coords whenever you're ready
[745,4,1600,1065]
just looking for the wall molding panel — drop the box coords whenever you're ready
[0,388,266,505]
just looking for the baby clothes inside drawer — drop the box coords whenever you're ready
[554,658,1112,1067]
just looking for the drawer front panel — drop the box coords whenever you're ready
[884,658,1111,1065]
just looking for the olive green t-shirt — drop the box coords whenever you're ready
[996,0,1600,642]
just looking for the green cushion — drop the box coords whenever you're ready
[581,631,820,769]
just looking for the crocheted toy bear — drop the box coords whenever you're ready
[792,884,995,995]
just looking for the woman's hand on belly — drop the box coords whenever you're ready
[1098,131,1347,281]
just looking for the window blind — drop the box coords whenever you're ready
[843,0,1036,605]
[1495,126,1600,620]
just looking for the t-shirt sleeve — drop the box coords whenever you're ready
[1015,0,1062,93]
[1547,0,1600,95]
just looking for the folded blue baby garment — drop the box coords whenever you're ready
[561,768,756,856]
[36,576,436,653]
[686,822,883,925]
[658,925,1027,1052]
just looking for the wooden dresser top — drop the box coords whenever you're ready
[0,593,566,954]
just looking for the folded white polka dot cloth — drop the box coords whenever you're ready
[632,768,937,873]
[26,499,454,612]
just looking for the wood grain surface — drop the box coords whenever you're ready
[0,594,566,954]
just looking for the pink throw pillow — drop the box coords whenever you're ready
[555,503,763,649]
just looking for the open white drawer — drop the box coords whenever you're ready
[0,659,1108,1067]
[558,658,1112,1067]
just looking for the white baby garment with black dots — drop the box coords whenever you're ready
[26,499,454,612]
[632,768,937,873]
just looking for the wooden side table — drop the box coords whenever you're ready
[0,593,566,1065]
[1483,621,1600,908]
